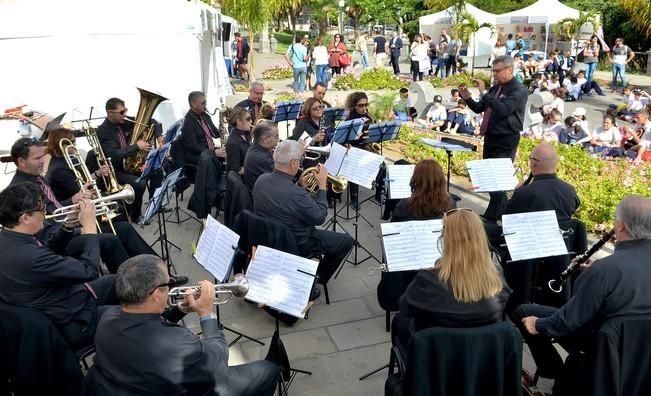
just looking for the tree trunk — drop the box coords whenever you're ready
[248,29,256,82]
[471,32,476,76]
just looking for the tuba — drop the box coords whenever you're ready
[123,88,167,174]
[298,166,347,194]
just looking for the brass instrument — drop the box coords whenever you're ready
[298,166,347,194]
[123,88,168,174]
[358,115,382,153]
[80,121,123,194]
[45,186,135,224]
[254,101,273,125]
[168,274,249,308]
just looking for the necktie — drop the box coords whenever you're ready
[34,237,44,247]
[83,283,98,299]
[199,115,215,150]
[479,85,503,136]
[117,126,128,149]
[37,177,62,209]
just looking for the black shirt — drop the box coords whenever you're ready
[96,119,139,172]
[374,36,387,54]
[400,269,511,331]
[235,98,262,124]
[536,239,651,337]
[253,170,328,247]
[391,196,457,222]
[225,128,251,173]
[46,157,81,202]
[94,307,228,394]
[180,110,220,167]
[291,118,325,145]
[0,228,100,325]
[243,143,274,191]
[465,77,528,159]
[503,173,580,221]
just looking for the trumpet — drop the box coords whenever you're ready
[298,166,347,194]
[304,145,331,161]
[45,186,135,224]
[168,274,249,308]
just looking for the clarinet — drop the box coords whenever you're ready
[523,172,534,186]
[548,229,615,293]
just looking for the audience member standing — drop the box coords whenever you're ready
[373,32,388,68]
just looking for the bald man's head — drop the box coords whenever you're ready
[530,143,557,175]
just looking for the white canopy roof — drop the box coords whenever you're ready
[496,0,580,25]
[419,4,497,27]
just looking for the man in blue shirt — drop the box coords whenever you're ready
[285,36,309,93]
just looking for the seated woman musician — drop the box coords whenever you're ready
[291,97,329,146]
[225,107,253,175]
[343,91,376,208]
[45,127,158,258]
[392,209,511,352]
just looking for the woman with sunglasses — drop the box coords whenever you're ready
[328,34,348,77]
[343,92,375,208]
[392,208,511,352]
[225,107,253,175]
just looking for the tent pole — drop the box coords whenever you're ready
[544,23,549,59]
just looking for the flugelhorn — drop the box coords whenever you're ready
[45,186,135,223]
[304,145,331,161]
[168,274,249,308]
[298,166,347,194]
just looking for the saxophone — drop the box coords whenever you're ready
[123,88,167,174]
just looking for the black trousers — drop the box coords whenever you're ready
[301,229,354,284]
[67,231,129,274]
[116,169,163,220]
[109,221,157,257]
[511,304,587,379]
[219,361,280,396]
[391,312,414,359]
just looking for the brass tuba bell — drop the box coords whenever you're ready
[298,166,347,194]
[123,88,167,174]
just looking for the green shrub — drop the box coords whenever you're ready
[398,127,651,231]
[262,64,294,80]
[273,91,300,103]
[368,91,398,122]
[332,68,410,91]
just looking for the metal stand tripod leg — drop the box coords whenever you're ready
[274,318,312,396]
[214,304,264,347]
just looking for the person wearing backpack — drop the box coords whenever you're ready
[608,37,635,93]
[285,36,309,94]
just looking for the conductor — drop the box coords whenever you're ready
[459,55,528,222]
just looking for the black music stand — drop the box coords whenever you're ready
[137,143,170,183]
[322,107,347,126]
[141,169,184,274]
[272,100,303,137]
[420,137,474,197]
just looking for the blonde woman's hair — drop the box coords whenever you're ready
[437,210,503,303]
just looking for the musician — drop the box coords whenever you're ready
[392,209,510,351]
[459,55,528,222]
[0,182,119,348]
[97,97,152,222]
[390,159,456,222]
[290,98,328,146]
[9,137,129,273]
[91,255,279,395]
[235,81,266,124]
[344,92,374,209]
[44,129,161,259]
[225,107,253,175]
[503,143,580,221]
[243,121,278,191]
[180,91,227,168]
[312,82,332,108]
[513,195,651,381]
[253,140,354,284]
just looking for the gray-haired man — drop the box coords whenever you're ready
[91,254,279,395]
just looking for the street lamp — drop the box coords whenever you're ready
[338,0,345,36]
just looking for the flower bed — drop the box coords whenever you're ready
[399,126,651,231]
[331,68,492,91]
[262,64,293,80]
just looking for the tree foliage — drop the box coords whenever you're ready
[618,0,651,39]
[552,11,600,41]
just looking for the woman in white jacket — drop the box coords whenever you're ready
[410,34,430,81]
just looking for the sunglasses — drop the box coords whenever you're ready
[109,109,128,115]
[22,137,40,147]
[444,207,473,218]
[19,201,46,217]
[311,105,325,111]
[148,278,179,295]
[356,103,369,108]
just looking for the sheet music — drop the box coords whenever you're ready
[339,147,385,189]
[298,131,313,146]
[324,142,348,175]
[466,158,519,192]
[194,215,240,282]
[245,246,318,318]
[381,220,443,271]
[387,164,415,199]
[502,210,568,261]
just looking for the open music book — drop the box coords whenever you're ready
[386,164,415,199]
[380,220,443,272]
[324,142,385,189]
[502,210,568,261]
[465,158,519,192]
[245,245,318,319]
[194,215,240,283]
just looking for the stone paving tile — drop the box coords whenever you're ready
[239,327,338,362]
[327,316,391,352]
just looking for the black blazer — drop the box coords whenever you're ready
[465,77,528,159]
[503,173,580,221]
[46,156,81,202]
[96,119,139,172]
[225,128,251,173]
[180,110,220,167]
[389,37,403,57]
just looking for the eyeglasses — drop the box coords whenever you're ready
[528,155,541,163]
[109,109,127,115]
[19,201,46,217]
[201,101,207,106]
[356,103,369,108]
[22,137,40,147]
[244,117,252,122]
[148,278,178,295]
[311,105,325,111]
[444,207,473,218]
[492,66,510,74]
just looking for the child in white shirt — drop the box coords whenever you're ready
[425,95,447,130]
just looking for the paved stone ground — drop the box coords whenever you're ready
[131,51,642,395]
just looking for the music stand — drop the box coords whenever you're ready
[141,169,183,274]
[322,107,347,126]
[272,100,303,137]
[137,143,170,183]
[420,137,474,195]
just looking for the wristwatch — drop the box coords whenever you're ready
[200,313,218,322]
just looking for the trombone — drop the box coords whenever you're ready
[167,274,249,308]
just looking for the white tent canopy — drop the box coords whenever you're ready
[496,0,580,25]
[420,4,497,27]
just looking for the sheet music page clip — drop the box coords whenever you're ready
[383,178,395,183]
[381,232,401,237]
[502,231,517,236]
[296,268,316,278]
[369,264,388,274]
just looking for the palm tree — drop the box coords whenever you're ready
[618,0,651,39]
[453,10,494,76]
[553,11,600,50]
